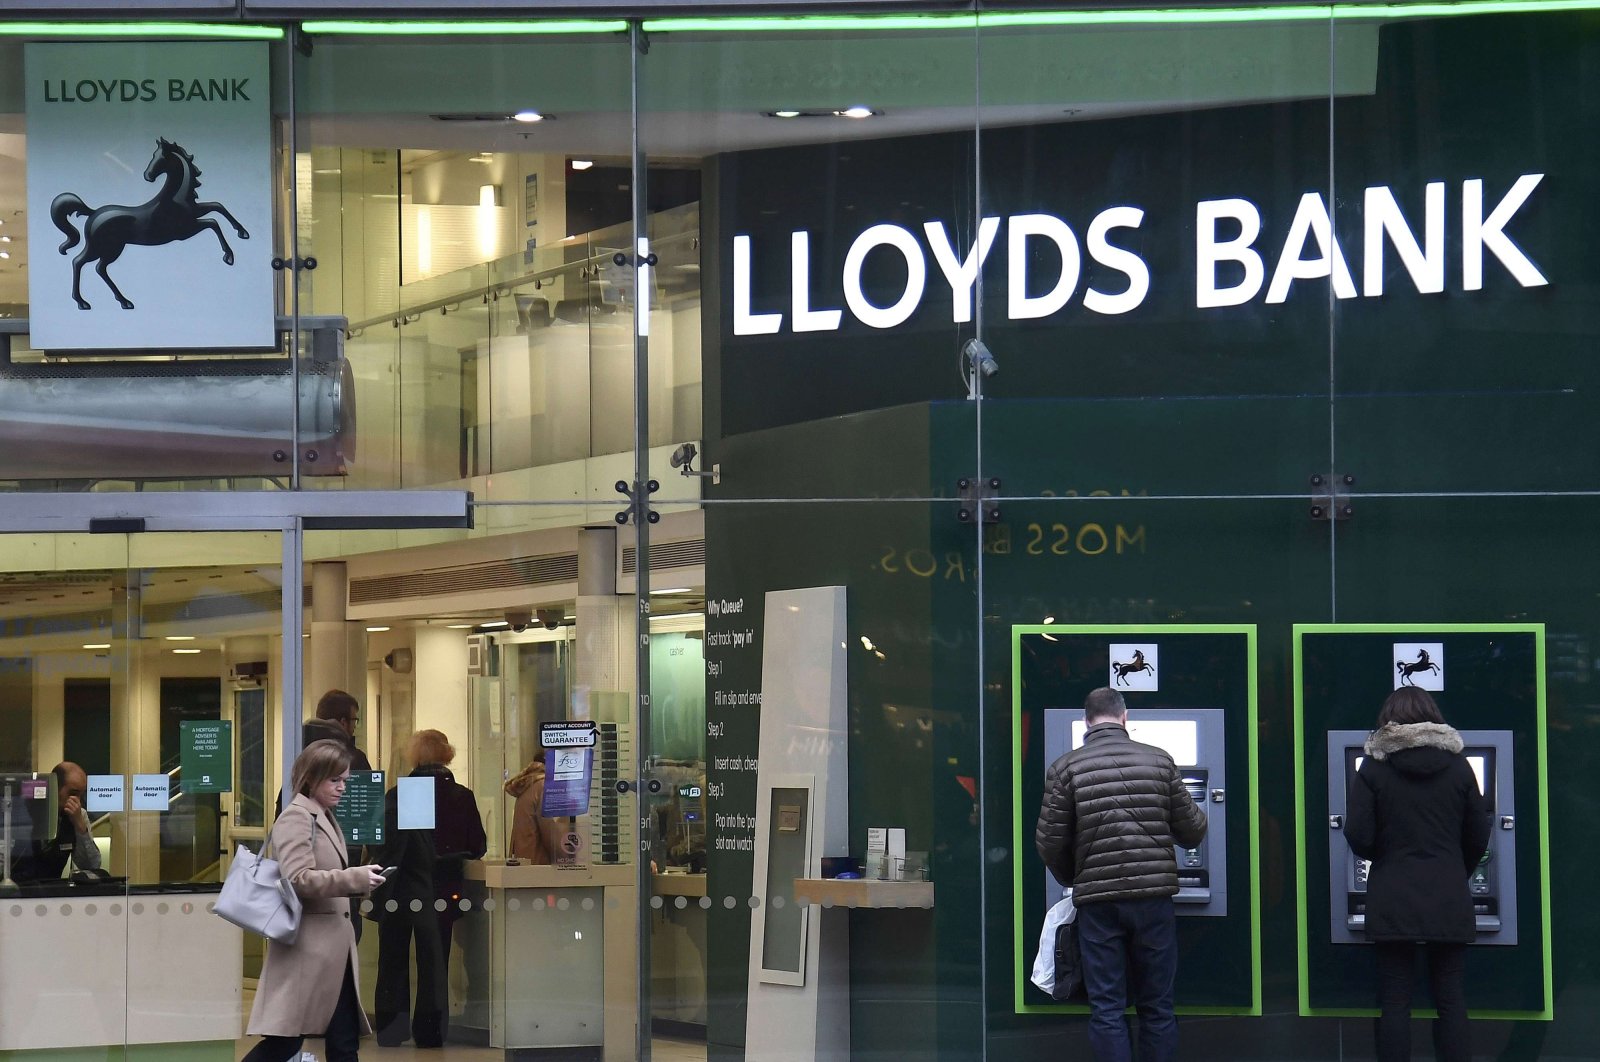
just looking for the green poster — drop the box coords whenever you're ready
[179,720,232,794]
[337,771,386,847]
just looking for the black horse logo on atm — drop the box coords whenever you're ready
[50,138,249,310]
[1396,648,1441,685]
[1112,649,1155,686]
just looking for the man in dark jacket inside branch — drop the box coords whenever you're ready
[1035,687,1208,1062]
[306,689,373,774]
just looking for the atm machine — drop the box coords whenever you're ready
[1326,729,1516,945]
[1042,709,1227,917]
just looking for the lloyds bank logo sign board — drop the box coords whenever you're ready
[730,175,1547,337]
[25,43,274,351]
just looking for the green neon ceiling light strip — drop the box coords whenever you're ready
[300,20,628,35]
[645,1,1600,33]
[0,22,282,39]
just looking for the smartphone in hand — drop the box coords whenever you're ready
[380,866,399,878]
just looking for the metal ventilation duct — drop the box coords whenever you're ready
[0,317,353,481]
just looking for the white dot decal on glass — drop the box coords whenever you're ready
[650,895,664,909]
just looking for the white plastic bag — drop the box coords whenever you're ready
[1030,891,1077,994]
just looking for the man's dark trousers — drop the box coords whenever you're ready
[1076,895,1179,1062]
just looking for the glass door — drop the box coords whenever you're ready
[0,529,284,1062]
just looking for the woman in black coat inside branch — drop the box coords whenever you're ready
[1344,687,1492,1062]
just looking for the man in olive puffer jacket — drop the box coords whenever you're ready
[1035,687,1208,1062]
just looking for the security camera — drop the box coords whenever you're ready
[669,441,720,484]
[506,609,532,633]
[964,338,999,378]
[537,608,564,630]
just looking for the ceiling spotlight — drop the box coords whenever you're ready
[835,106,878,119]
[512,110,545,123]
[570,159,594,170]
[773,110,801,119]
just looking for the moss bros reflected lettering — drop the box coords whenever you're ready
[876,523,1145,582]
[733,175,1546,336]
[40,79,252,103]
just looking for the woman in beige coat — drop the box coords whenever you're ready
[242,739,385,1062]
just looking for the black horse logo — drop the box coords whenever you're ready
[1112,649,1155,686]
[1396,648,1441,686]
[51,137,249,310]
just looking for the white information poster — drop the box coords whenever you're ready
[86,774,126,812]
[131,773,170,811]
[24,42,274,350]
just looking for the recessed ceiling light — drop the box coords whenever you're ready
[836,106,878,119]
[512,110,545,123]
[172,648,202,654]
[165,635,195,641]
[83,643,110,650]
[650,587,693,595]
[0,252,9,260]
[479,620,509,629]
[0,235,10,242]
[773,110,801,119]
[366,625,391,632]
[570,159,594,170]
[468,152,494,164]
[446,623,474,629]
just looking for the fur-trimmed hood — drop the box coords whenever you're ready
[1364,721,1463,759]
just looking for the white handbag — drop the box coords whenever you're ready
[215,839,303,944]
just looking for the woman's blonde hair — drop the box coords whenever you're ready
[407,729,456,767]
[292,738,353,797]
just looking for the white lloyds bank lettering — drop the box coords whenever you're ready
[1008,214,1082,322]
[1463,174,1547,291]
[1265,192,1356,304]
[733,234,783,335]
[924,218,1000,325]
[733,174,1546,336]
[843,224,926,330]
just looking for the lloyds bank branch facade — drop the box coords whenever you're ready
[0,2,1594,1061]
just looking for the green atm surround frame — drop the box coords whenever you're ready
[1011,623,1262,1017]
[1291,623,1553,1021]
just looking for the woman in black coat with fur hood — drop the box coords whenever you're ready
[1345,687,1491,1062]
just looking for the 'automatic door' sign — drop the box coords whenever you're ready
[25,43,274,351]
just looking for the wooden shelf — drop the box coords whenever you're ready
[793,877,934,909]
[652,872,708,898]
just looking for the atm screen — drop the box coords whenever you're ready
[1351,750,1493,812]
[1071,719,1199,766]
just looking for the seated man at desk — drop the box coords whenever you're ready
[11,762,102,883]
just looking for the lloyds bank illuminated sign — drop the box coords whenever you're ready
[731,174,1547,336]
